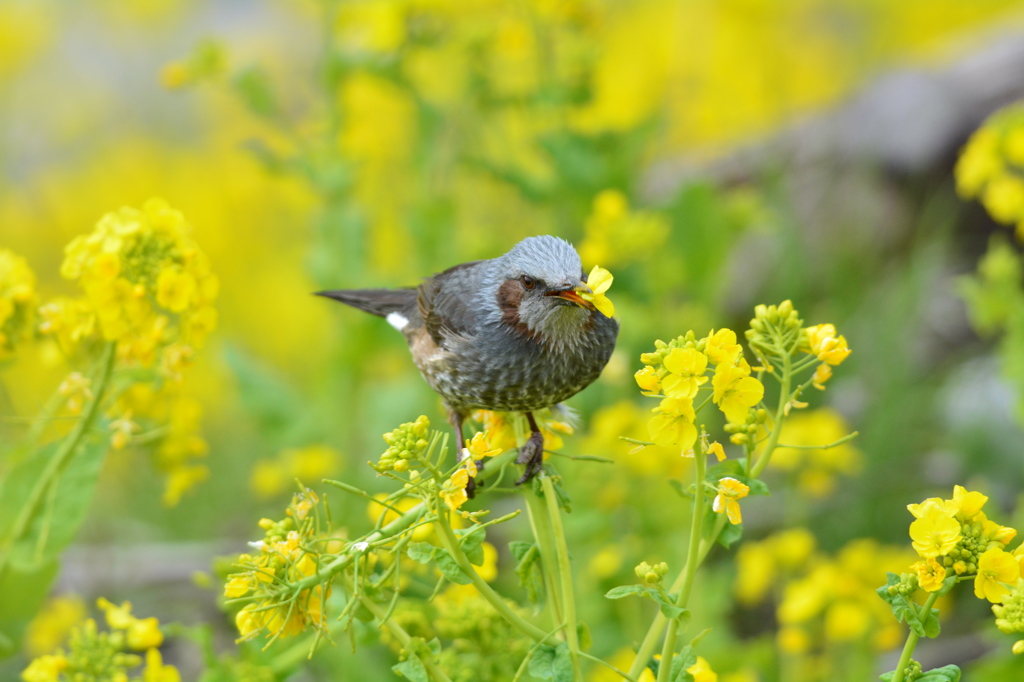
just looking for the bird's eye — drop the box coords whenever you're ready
[521,275,536,289]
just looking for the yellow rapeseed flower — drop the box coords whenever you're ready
[712,362,764,424]
[811,363,832,390]
[21,654,67,682]
[141,648,181,682]
[0,248,37,361]
[907,497,958,519]
[704,328,742,366]
[156,268,197,313]
[96,598,134,630]
[913,557,946,592]
[952,485,988,520]
[661,347,708,399]
[579,265,615,318]
[713,477,750,525]
[687,656,717,682]
[707,441,726,462]
[803,324,851,366]
[955,127,1002,197]
[23,596,85,658]
[634,365,661,394]
[126,617,163,650]
[909,506,961,558]
[982,174,1024,225]
[464,431,501,462]
[648,397,697,451]
[975,548,1020,603]
[441,468,470,511]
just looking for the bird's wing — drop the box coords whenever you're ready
[418,260,485,346]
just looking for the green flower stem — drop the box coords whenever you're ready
[626,489,729,680]
[891,591,940,682]
[349,576,457,682]
[0,341,117,576]
[656,449,707,682]
[525,484,567,628]
[541,475,584,682]
[433,500,557,646]
[284,503,426,595]
[749,350,792,480]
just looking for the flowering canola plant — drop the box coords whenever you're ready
[877,485,1023,682]
[211,300,857,682]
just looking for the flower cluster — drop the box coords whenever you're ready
[0,248,37,361]
[385,584,533,682]
[227,490,331,641]
[955,102,1024,240]
[635,328,764,451]
[59,198,218,368]
[472,408,574,454]
[734,534,915,659]
[906,486,1016,600]
[21,598,177,682]
[375,415,432,474]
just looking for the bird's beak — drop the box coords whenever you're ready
[545,279,594,309]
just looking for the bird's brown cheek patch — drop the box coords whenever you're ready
[497,278,540,342]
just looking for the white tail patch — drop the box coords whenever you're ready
[386,312,409,331]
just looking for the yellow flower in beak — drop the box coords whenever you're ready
[579,265,615,318]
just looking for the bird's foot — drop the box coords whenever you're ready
[464,459,484,498]
[515,431,545,485]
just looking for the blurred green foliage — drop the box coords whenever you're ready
[3,0,1024,680]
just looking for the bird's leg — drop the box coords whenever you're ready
[515,411,545,484]
[448,408,481,498]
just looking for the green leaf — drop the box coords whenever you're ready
[392,656,429,682]
[918,666,961,682]
[433,548,471,585]
[0,559,59,660]
[667,479,691,498]
[0,438,108,572]
[604,585,647,599]
[645,589,689,621]
[511,541,543,604]
[706,460,745,480]
[527,643,573,682]
[875,573,941,638]
[508,540,533,561]
[456,526,486,566]
[668,645,698,682]
[528,645,557,679]
[747,479,770,496]
[16,439,107,569]
[407,543,436,564]
[577,622,592,652]
[233,66,279,120]
[0,446,51,547]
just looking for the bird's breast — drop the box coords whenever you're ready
[410,315,618,412]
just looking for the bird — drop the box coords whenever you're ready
[317,235,619,488]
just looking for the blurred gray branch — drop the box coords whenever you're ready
[643,31,1024,199]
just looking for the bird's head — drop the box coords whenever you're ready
[490,236,600,344]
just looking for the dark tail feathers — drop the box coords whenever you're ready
[315,288,417,318]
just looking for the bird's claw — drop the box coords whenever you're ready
[464,459,484,498]
[515,431,545,485]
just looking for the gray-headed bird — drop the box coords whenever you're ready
[317,235,618,487]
